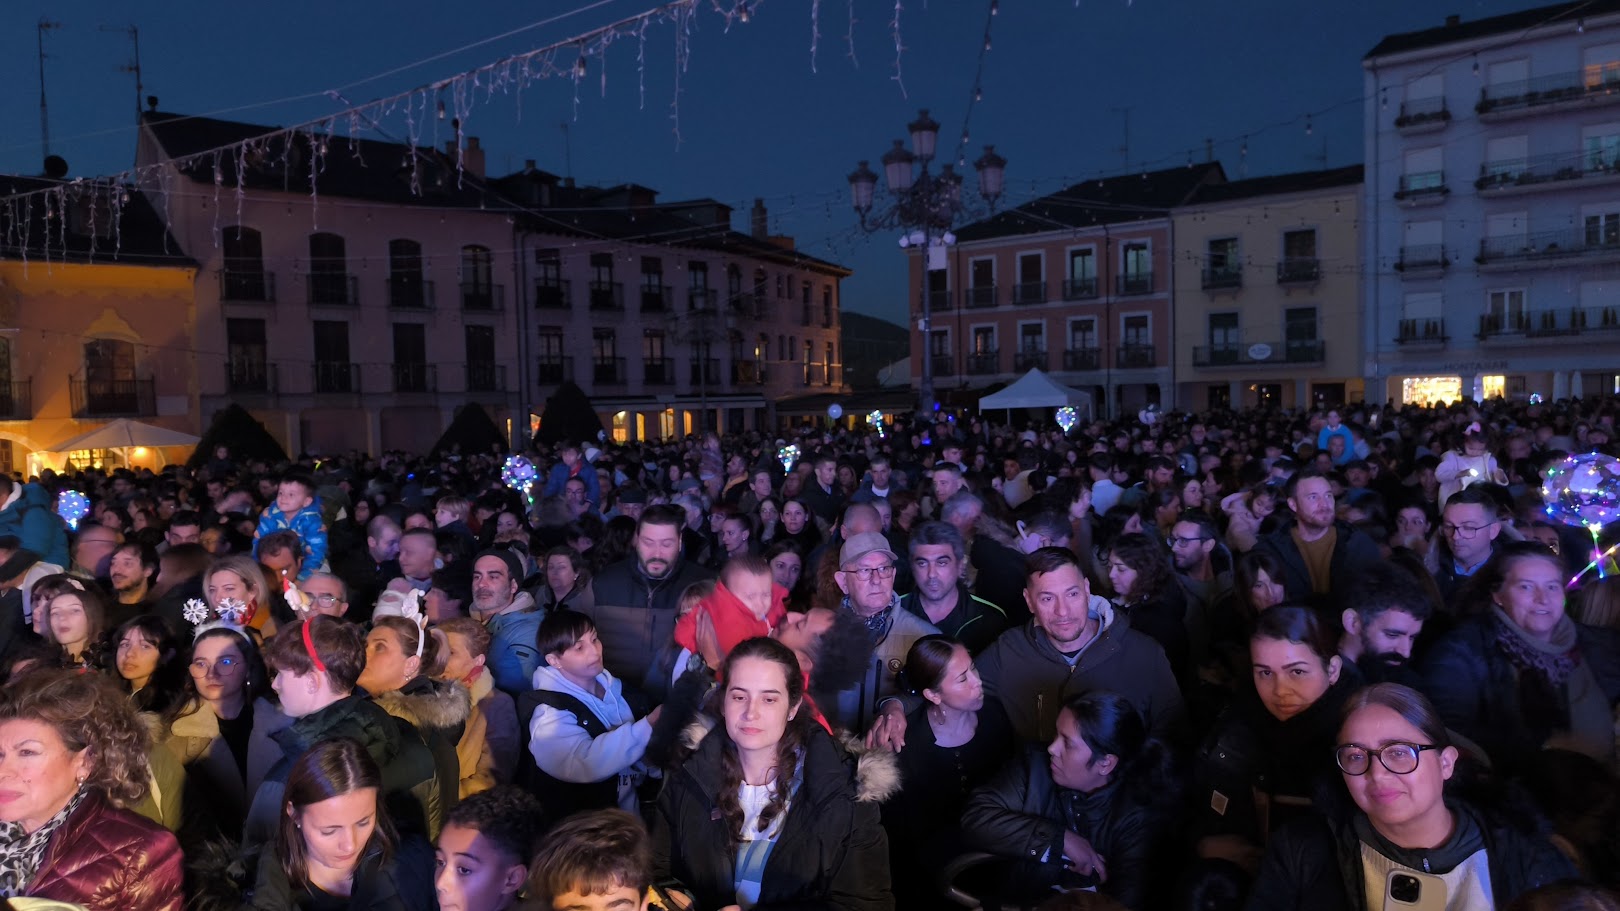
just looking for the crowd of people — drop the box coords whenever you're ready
[0,398,1618,910]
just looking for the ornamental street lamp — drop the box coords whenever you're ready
[849,109,1005,419]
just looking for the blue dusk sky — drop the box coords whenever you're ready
[0,0,1534,324]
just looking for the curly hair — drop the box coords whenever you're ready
[711,638,813,848]
[444,785,546,866]
[804,607,874,707]
[0,668,152,808]
[1103,533,1175,603]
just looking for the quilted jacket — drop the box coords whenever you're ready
[26,791,184,911]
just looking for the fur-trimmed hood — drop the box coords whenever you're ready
[678,714,901,804]
[373,675,471,732]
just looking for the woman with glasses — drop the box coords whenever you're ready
[157,625,270,848]
[1421,541,1620,776]
[1248,683,1575,910]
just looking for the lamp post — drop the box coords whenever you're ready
[849,109,1005,419]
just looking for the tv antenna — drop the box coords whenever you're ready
[38,19,61,165]
[100,24,144,121]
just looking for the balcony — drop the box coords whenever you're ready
[965,285,998,309]
[1116,344,1156,369]
[927,289,953,312]
[1063,348,1100,371]
[688,288,719,312]
[460,283,505,312]
[218,269,275,303]
[1479,307,1620,341]
[588,281,624,311]
[1477,68,1620,121]
[803,362,827,386]
[306,272,357,307]
[225,361,277,396]
[1012,281,1047,305]
[1277,258,1321,284]
[592,357,626,385]
[1395,171,1448,205]
[1062,277,1099,300]
[1476,151,1620,197]
[640,285,672,313]
[1201,265,1243,291]
[1395,96,1451,133]
[1476,227,1620,271]
[534,280,571,310]
[0,380,29,420]
[690,358,722,386]
[388,277,435,310]
[1395,244,1448,277]
[643,357,674,385]
[466,363,507,394]
[536,356,574,386]
[312,361,360,395]
[1115,273,1153,296]
[930,354,955,377]
[392,362,436,394]
[966,351,1000,375]
[1014,348,1048,371]
[1397,318,1448,346]
[71,376,155,418]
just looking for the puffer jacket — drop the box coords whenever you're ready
[248,832,435,911]
[652,720,899,911]
[1246,779,1577,911]
[242,693,442,856]
[482,592,545,696]
[977,597,1186,745]
[373,675,471,815]
[583,557,714,698]
[960,745,1183,909]
[26,791,183,911]
[0,482,69,568]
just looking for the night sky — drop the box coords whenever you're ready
[0,0,1533,325]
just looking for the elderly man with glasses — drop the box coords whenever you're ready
[826,531,938,735]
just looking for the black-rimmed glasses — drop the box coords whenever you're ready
[1335,741,1438,776]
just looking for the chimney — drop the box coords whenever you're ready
[463,136,486,179]
[444,140,456,158]
[751,198,768,239]
[1445,14,1460,26]
[524,159,537,174]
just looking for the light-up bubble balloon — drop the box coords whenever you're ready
[502,455,539,501]
[827,404,843,420]
[1056,406,1079,433]
[778,444,801,474]
[867,410,885,438]
[1530,393,1544,405]
[57,490,90,530]
[1138,405,1160,427]
[1541,451,1620,583]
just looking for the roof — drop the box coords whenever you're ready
[954,162,1226,243]
[0,176,193,267]
[140,111,850,277]
[1364,1,1611,59]
[1185,164,1364,206]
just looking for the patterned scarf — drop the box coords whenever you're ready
[0,789,86,897]
[1491,607,1580,739]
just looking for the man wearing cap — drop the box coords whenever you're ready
[827,531,938,734]
[608,486,647,522]
[470,547,544,695]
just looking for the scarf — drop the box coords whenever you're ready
[1491,606,1579,739]
[0,789,86,897]
[846,594,897,638]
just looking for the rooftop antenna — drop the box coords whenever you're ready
[38,19,61,165]
[100,24,143,121]
[1110,106,1131,174]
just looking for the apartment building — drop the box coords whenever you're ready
[1172,166,1365,411]
[1364,2,1620,405]
[918,163,1225,416]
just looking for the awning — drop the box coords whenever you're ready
[45,418,201,453]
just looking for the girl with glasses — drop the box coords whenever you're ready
[1247,683,1575,910]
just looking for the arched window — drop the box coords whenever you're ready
[221,226,269,301]
[389,239,425,308]
[308,233,351,305]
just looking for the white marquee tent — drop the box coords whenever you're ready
[976,369,1094,419]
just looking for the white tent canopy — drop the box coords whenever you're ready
[976,369,1094,418]
[44,419,201,466]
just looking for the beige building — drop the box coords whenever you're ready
[1171,165,1365,411]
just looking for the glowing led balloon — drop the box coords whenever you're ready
[867,410,885,438]
[502,455,538,501]
[827,403,843,420]
[1530,393,1544,405]
[1138,404,1160,426]
[1541,452,1620,530]
[778,444,801,474]
[57,490,89,530]
[1055,406,1079,433]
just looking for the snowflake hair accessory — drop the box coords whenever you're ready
[216,598,252,626]
[182,598,211,626]
[193,618,254,646]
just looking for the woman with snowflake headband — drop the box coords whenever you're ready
[191,555,276,637]
[363,588,478,810]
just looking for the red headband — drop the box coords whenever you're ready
[301,619,328,674]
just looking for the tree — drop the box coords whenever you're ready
[186,404,288,468]
[533,382,605,446]
[431,403,508,458]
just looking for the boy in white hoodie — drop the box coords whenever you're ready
[523,609,662,820]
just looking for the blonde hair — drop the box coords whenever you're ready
[436,496,472,522]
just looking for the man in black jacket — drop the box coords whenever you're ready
[1254,467,1380,610]
[582,504,713,701]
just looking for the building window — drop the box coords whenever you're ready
[465,325,497,390]
[393,323,429,392]
[1019,322,1044,352]
[84,338,137,413]
[822,286,834,328]
[221,226,268,300]
[825,341,835,385]
[461,244,494,308]
[1208,312,1239,350]
[593,329,617,361]
[388,239,425,308]
[1488,289,1526,328]
[690,262,711,310]
[591,252,615,285]
[1066,248,1096,298]
[1585,212,1620,248]
[971,326,996,354]
[1122,242,1150,278]
[1205,237,1240,285]
[1121,314,1150,347]
[1584,124,1620,170]
[308,232,349,305]
[226,318,267,392]
[640,256,663,290]
[312,321,353,393]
